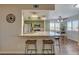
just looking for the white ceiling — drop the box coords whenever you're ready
[22,10,49,19]
[48,4,79,19]
[23,4,79,19]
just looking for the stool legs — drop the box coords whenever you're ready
[52,44,55,55]
[25,45,26,54]
[25,40,55,55]
[55,38,61,49]
[42,43,44,54]
[25,44,28,54]
[25,44,37,54]
[58,39,60,49]
[51,44,52,54]
[35,44,37,54]
[42,44,55,54]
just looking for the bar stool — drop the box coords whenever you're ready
[25,40,37,54]
[42,40,55,54]
[61,36,67,44]
[54,36,60,49]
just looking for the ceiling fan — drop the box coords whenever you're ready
[58,16,68,22]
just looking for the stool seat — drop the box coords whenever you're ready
[25,40,36,44]
[43,40,54,44]
[54,37,60,39]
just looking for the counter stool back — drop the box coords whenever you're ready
[25,40,37,54]
[42,40,55,55]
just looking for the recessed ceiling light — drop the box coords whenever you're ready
[33,4,39,8]
[41,16,46,20]
[31,12,38,17]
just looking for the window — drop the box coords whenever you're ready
[55,23,60,31]
[67,21,72,31]
[50,22,54,31]
[67,20,78,31]
[72,20,78,31]
[50,22,60,31]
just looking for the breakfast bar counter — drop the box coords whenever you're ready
[19,31,67,54]
[19,31,66,37]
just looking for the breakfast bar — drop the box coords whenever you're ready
[19,31,66,54]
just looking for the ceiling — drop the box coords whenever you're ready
[22,4,79,19]
[0,4,55,10]
[48,4,79,19]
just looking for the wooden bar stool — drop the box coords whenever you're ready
[25,40,37,54]
[42,40,55,54]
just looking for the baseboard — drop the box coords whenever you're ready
[0,52,55,55]
[68,39,78,43]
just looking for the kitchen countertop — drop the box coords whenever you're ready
[19,31,66,37]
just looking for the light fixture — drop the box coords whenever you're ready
[73,4,79,8]
[31,12,38,17]
[57,16,63,22]
[41,16,46,20]
[33,4,39,8]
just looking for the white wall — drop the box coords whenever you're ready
[0,5,30,53]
